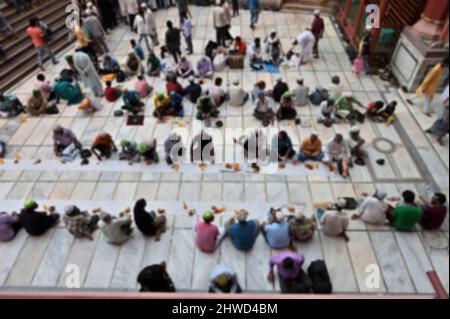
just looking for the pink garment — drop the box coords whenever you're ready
[34,79,53,99]
[135,79,151,98]
[195,221,219,253]
[352,56,364,74]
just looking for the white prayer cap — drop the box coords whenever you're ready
[275,211,286,223]
[64,205,77,215]
[311,131,319,137]
[275,75,283,82]
[87,1,93,7]
[343,92,353,98]
[350,126,360,133]
[233,79,240,86]
[270,29,277,34]
[295,211,304,220]
[141,3,147,8]
[297,76,304,83]
[188,75,195,82]
[216,0,221,5]
[85,9,92,16]
[314,9,321,16]
[375,189,388,200]
[336,198,347,209]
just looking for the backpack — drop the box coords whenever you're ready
[307,260,333,294]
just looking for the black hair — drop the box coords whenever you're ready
[402,190,416,204]
[130,39,136,46]
[215,77,223,86]
[37,74,45,81]
[282,257,295,270]
[106,81,112,87]
[435,193,447,205]
[29,18,38,27]
[235,36,242,42]
[279,131,288,139]
[332,75,340,84]
[138,74,144,81]
[166,20,173,29]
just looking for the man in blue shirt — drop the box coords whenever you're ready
[248,0,261,29]
[225,209,260,251]
[262,210,292,249]
[122,89,144,113]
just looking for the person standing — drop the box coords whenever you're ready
[134,6,152,52]
[213,0,227,47]
[407,58,449,117]
[97,0,118,32]
[84,10,109,54]
[294,30,315,65]
[73,49,104,97]
[426,103,449,146]
[142,3,159,46]
[358,26,373,75]
[176,0,189,25]
[27,17,59,71]
[165,20,181,63]
[248,0,260,30]
[182,10,193,55]
[310,10,324,59]
[123,0,139,30]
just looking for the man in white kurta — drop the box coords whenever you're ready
[73,50,103,97]
[294,31,315,64]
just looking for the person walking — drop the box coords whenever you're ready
[165,20,181,63]
[73,49,104,97]
[27,17,59,71]
[248,0,261,29]
[134,6,152,52]
[310,10,324,59]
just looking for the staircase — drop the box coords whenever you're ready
[282,0,338,15]
[0,0,71,92]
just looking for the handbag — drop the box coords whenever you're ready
[352,56,364,74]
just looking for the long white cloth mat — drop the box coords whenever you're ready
[0,159,333,176]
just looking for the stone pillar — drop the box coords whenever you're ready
[413,0,449,40]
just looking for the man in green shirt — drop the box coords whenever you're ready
[388,190,423,231]
[335,93,365,125]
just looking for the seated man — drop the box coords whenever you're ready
[135,75,153,98]
[176,56,194,79]
[101,54,121,74]
[335,93,365,125]
[104,81,122,102]
[196,211,220,253]
[137,140,159,164]
[229,80,249,107]
[91,132,117,161]
[19,199,60,236]
[224,209,259,252]
[164,132,184,165]
[166,75,184,95]
[318,98,336,125]
[183,76,202,103]
[262,211,291,249]
[125,51,144,76]
[63,205,99,240]
[0,211,21,242]
[53,79,84,106]
[153,91,172,121]
[0,92,25,118]
[252,81,267,101]
[147,50,161,77]
[209,265,242,294]
[272,131,296,162]
[272,76,289,103]
[318,199,349,241]
[277,92,297,121]
[137,262,176,292]
[249,38,264,70]
[210,77,227,107]
[325,133,350,178]
[264,30,283,65]
[268,251,311,294]
[328,75,343,100]
[52,125,82,160]
[388,190,423,232]
[122,89,144,113]
[191,130,215,163]
[169,91,184,117]
[292,77,310,107]
[420,192,448,230]
[27,89,53,116]
[119,139,139,162]
[347,126,368,165]
[232,36,247,55]
[253,92,274,127]
[196,55,214,79]
[352,189,389,225]
[134,199,167,241]
[366,101,397,123]
[213,47,228,72]
[196,95,220,121]
[289,212,315,242]
[296,132,324,162]
[100,212,133,245]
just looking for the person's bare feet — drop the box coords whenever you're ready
[406,99,414,105]
[437,137,445,146]
[424,113,432,117]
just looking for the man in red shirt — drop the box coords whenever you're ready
[166,75,183,95]
[27,17,58,71]
[310,10,325,59]
[233,36,247,56]
[421,193,448,230]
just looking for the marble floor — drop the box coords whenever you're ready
[0,6,448,295]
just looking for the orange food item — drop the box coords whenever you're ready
[225,163,233,170]
[123,207,131,214]
[182,202,188,210]
[34,159,42,165]
[172,164,180,172]
[305,163,314,170]
[233,163,241,172]
[187,209,194,217]
[278,163,286,169]
[288,206,296,213]
[157,209,166,214]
